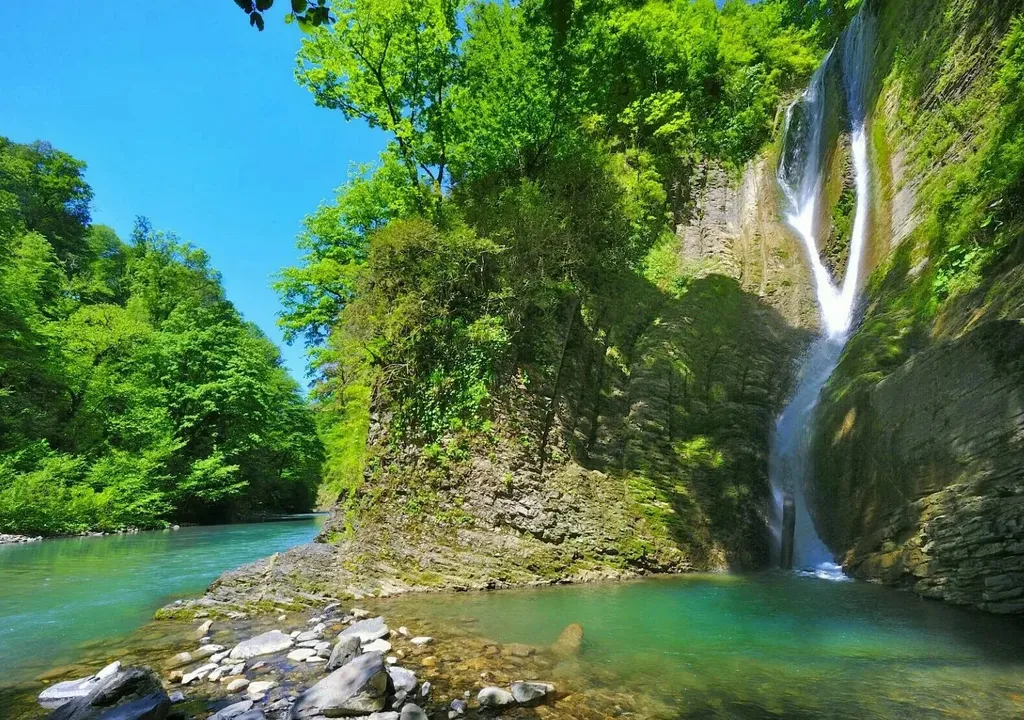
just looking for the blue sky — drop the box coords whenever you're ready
[0,3,384,382]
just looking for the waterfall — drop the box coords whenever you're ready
[770,10,873,579]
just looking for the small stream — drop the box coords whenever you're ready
[0,516,323,688]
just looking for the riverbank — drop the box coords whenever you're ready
[0,533,42,545]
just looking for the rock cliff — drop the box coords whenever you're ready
[177,157,816,612]
[808,0,1024,613]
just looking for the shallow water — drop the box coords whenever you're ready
[0,516,322,686]
[375,573,1024,719]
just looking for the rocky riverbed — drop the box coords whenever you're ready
[25,599,654,720]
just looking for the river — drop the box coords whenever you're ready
[0,516,323,689]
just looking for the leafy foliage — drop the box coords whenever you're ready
[278,0,822,459]
[0,138,322,535]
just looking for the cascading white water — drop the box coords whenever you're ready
[770,10,873,579]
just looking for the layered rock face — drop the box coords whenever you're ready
[189,158,815,611]
[808,0,1024,613]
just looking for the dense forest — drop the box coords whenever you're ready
[275,0,855,503]
[0,138,322,535]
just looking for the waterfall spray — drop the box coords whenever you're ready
[770,10,873,579]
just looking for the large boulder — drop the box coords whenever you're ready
[289,651,389,718]
[45,666,170,720]
[338,617,389,643]
[229,630,293,660]
[39,662,121,709]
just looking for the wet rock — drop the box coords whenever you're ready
[409,637,432,646]
[209,699,254,720]
[181,663,217,685]
[362,639,392,654]
[367,713,399,720]
[46,666,169,720]
[477,687,516,711]
[326,635,361,671]
[399,703,428,720]
[211,651,230,664]
[168,692,185,704]
[448,698,467,718]
[208,665,229,682]
[287,648,316,662]
[510,681,554,706]
[552,624,583,655]
[194,620,213,639]
[230,630,293,660]
[420,681,431,699]
[295,630,319,643]
[246,681,277,701]
[289,651,388,719]
[39,661,122,707]
[351,608,371,619]
[193,644,226,660]
[226,678,250,693]
[398,627,410,637]
[166,652,192,670]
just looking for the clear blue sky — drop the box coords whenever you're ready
[0,3,385,382]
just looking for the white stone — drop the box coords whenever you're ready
[247,680,277,700]
[226,678,250,693]
[362,639,392,654]
[229,630,293,660]
[38,661,121,706]
[211,650,230,664]
[288,648,316,662]
[386,656,398,665]
[410,637,432,646]
[181,663,218,684]
[193,644,226,660]
[398,627,410,637]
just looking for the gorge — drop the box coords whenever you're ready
[5,0,1024,718]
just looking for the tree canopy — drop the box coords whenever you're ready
[0,137,322,535]
[275,0,826,501]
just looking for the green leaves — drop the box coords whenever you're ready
[0,138,323,535]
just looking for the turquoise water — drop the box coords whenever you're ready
[378,573,1024,718]
[0,516,322,686]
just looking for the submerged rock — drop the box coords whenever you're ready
[289,651,389,719]
[552,623,583,655]
[477,686,516,710]
[510,681,554,706]
[229,630,293,660]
